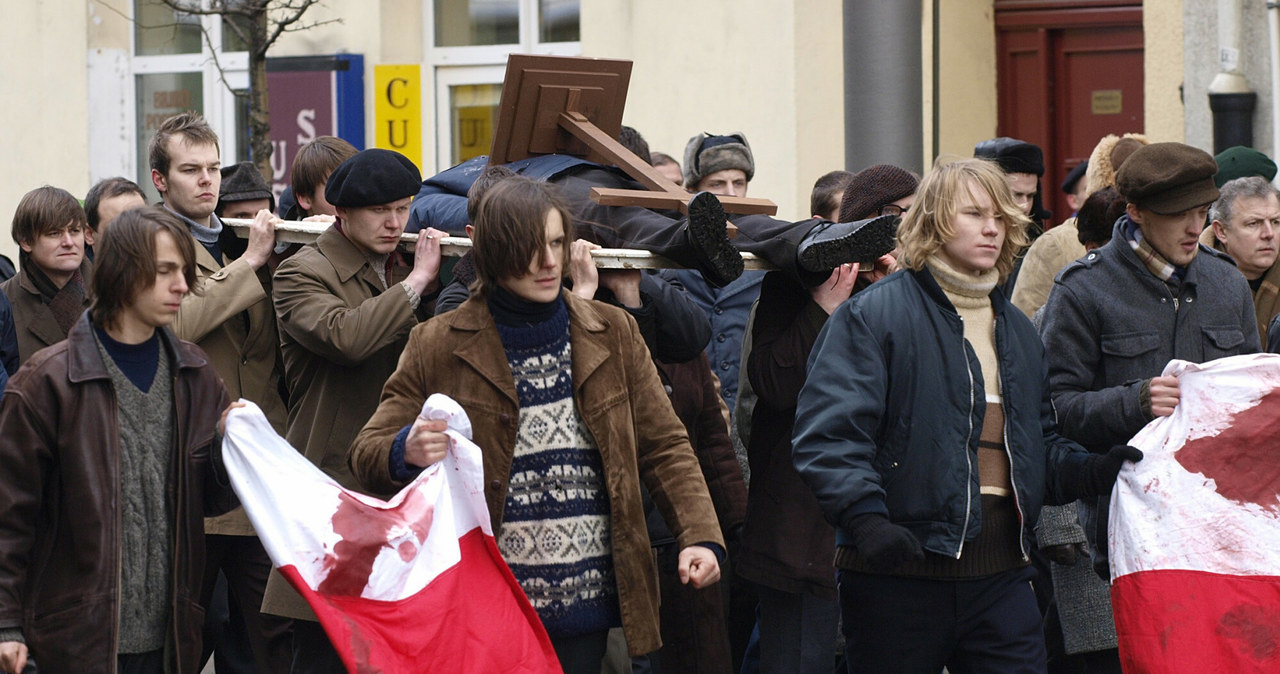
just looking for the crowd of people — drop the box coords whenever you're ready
[0,107,1272,674]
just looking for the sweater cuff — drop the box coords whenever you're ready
[400,281,421,311]
[0,628,23,644]
[697,542,726,563]
[388,425,423,482]
[1139,378,1153,420]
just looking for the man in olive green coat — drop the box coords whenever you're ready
[266,148,446,669]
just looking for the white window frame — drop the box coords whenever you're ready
[97,1,249,191]
[425,0,580,171]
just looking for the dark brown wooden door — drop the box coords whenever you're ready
[995,3,1144,224]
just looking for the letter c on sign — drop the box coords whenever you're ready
[387,78,409,109]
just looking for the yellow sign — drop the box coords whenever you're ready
[374,65,422,169]
[1091,90,1123,115]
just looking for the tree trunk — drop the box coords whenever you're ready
[248,5,273,183]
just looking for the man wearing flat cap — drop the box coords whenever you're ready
[266,148,449,668]
[150,115,294,672]
[1040,141,1259,577]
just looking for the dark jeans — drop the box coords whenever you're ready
[756,585,840,674]
[291,619,346,674]
[551,630,609,674]
[200,533,294,673]
[838,566,1046,674]
[117,649,163,674]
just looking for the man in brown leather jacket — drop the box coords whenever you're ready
[0,207,236,674]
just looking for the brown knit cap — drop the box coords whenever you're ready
[839,164,920,222]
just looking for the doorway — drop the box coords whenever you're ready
[995,2,1144,224]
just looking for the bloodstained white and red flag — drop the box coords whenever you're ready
[222,395,562,674]
[1110,354,1280,673]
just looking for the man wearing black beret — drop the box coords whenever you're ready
[1040,142,1259,577]
[266,148,450,668]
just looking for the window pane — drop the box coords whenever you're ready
[222,15,249,52]
[450,83,502,164]
[136,72,204,200]
[135,0,203,56]
[539,0,579,43]
[435,0,518,47]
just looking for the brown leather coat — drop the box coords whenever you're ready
[0,314,234,673]
[349,291,724,656]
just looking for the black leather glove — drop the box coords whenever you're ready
[1041,542,1082,566]
[1085,445,1144,495]
[848,513,924,572]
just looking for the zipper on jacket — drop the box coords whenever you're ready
[956,317,975,560]
[994,315,1029,562]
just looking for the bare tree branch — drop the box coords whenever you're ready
[130,0,338,182]
[265,0,323,47]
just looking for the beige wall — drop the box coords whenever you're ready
[931,0,998,168]
[0,0,92,263]
[582,0,844,220]
[1145,0,1185,143]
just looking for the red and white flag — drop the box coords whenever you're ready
[222,395,561,674]
[1110,354,1280,673]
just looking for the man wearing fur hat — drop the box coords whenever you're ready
[150,115,293,671]
[1040,142,1259,576]
[683,132,754,198]
[265,148,448,668]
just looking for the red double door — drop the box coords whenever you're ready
[996,2,1144,225]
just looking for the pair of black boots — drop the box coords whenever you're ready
[684,191,899,287]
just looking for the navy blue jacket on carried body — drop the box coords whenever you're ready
[792,267,1091,560]
[407,154,612,234]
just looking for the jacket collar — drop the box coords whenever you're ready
[316,225,371,284]
[1107,215,1211,289]
[444,289,613,403]
[192,232,224,272]
[66,312,208,384]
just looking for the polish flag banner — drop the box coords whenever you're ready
[222,395,561,674]
[1110,354,1280,673]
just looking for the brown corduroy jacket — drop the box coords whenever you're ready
[348,291,724,656]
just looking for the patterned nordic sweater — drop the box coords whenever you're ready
[493,299,619,637]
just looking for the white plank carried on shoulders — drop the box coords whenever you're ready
[222,218,775,271]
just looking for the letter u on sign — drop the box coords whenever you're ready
[374,65,422,169]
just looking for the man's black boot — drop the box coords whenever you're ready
[685,191,744,287]
[796,214,899,273]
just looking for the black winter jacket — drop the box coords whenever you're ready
[793,267,1091,560]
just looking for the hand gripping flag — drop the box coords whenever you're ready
[1110,354,1280,673]
[222,396,562,674]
